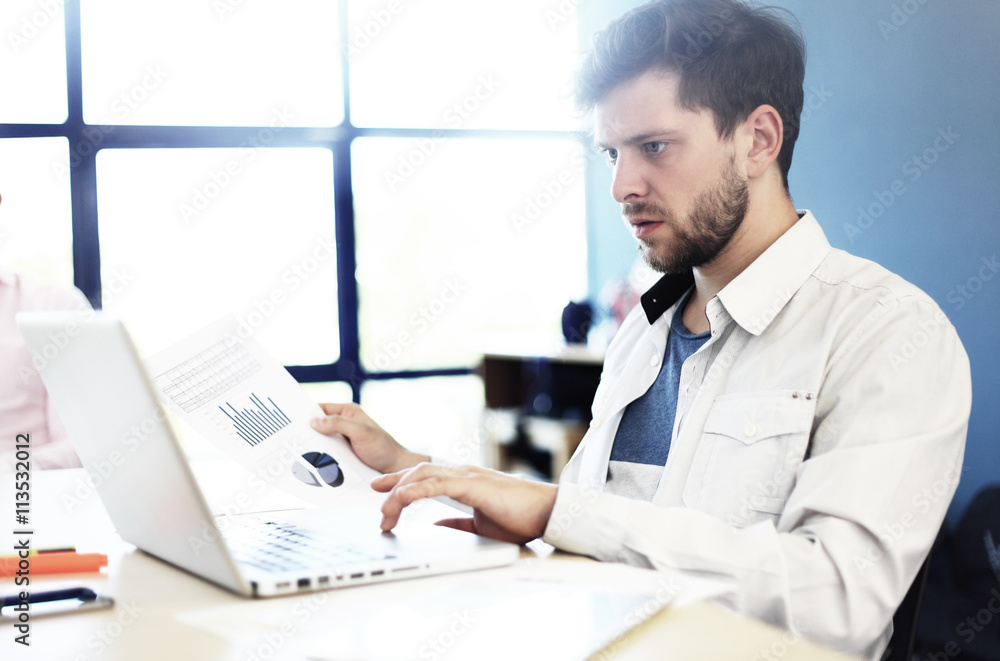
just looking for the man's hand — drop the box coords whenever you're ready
[310,402,428,474]
[373,463,558,545]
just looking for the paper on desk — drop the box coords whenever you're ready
[302,570,733,661]
[174,557,734,661]
[144,317,382,509]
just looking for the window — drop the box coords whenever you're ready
[0,138,74,285]
[0,0,68,124]
[0,1,588,458]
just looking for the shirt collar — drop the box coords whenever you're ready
[716,210,831,335]
[640,271,695,324]
[638,211,831,332]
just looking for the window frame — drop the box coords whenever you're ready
[0,2,585,402]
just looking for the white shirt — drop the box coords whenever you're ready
[542,212,971,660]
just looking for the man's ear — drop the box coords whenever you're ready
[742,104,784,181]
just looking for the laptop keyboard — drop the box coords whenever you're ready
[224,519,393,574]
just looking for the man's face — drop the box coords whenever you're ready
[594,70,749,274]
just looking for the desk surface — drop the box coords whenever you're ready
[1,468,859,661]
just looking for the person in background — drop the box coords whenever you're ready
[310,1,972,658]
[0,192,91,471]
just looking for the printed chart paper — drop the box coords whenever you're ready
[144,317,382,508]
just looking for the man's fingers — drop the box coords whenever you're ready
[370,470,404,492]
[379,468,472,531]
[317,402,356,417]
[310,411,364,440]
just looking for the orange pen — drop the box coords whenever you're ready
[0,552,108,576]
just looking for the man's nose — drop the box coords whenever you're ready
[610,156,648,203]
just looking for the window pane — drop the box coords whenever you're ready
[96,148,339,365]
[0,1,68,123]
[348,0,582,131]
[353,137,588,372]
[299,381,355,407]
[0,138,73,286]
[81,0,343,127]
[360,376,486,463]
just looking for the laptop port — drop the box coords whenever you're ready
[391,566,419,573]
[276,582,291,589]
[350,572,364,579]
[318,576,330,585]
[371,570,385,577]
[298,578,311,589]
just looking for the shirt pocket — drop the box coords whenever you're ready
[682,390,816,528]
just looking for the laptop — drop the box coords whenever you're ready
[17,311,520,598]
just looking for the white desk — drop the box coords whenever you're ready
[1,468,859,661]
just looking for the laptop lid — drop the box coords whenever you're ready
[18,311,520,598]
[18,311,255,595]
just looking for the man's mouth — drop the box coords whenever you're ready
[627,218,664,239]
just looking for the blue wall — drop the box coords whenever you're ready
[581,1,1000,526]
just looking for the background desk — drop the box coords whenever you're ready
[1,467,859,661]
[480,343,603,479]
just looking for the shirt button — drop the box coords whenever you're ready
[744,423,757,438]
[650,354,660,367]
[590,418,602,429]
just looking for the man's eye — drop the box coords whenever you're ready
[603,148,618,163]
[645,142,666,155]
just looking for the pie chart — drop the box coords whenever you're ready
[291,451,345,488]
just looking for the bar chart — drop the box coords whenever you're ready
[220,393,291,446]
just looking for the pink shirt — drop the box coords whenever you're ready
[1,268,91,471]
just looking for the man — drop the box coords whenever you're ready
[311,1,971,658]
[0,193,91,471]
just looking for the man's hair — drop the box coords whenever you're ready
[576,0,806,191]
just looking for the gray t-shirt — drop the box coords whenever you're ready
[606,290,710,501]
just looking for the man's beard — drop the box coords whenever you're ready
[623,157,749,274]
